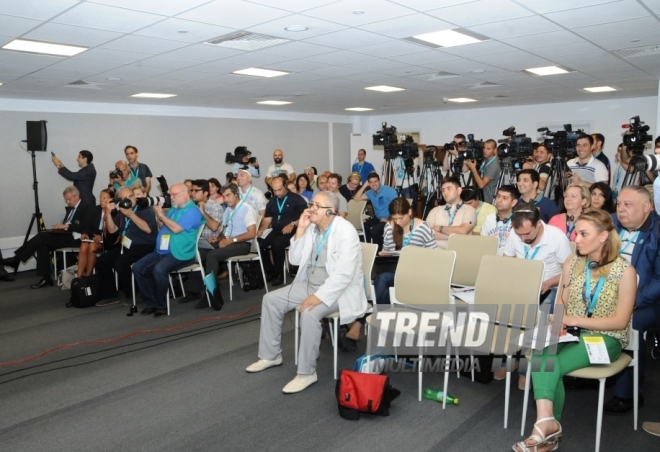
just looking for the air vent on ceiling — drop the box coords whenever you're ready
[206,31,289,51]
[612,44,660,58]
[470,81,501,89]
[65,80,102,89]
[410,71,460,81]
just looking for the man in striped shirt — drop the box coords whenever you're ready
[567,134,608,187]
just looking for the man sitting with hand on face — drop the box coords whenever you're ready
[246,190,367,393]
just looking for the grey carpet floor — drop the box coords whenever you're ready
[0,273,658,451]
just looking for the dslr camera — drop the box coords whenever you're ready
[136,175,172,209]
[109,167,123,180]
[225,146,255,165]
[110,197,132,210]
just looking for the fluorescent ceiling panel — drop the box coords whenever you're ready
[412,29,483,47]
[131,92,177,98]
[525,66,569,75]
[233,67,289,77]
[365,85,405,92]
[2,39,87,56]
[257,100,292,105]
[584,86,616,92]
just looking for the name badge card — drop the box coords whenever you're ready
[160,234,170,251]
[584,336,610,364]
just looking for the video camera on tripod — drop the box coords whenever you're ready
[373,122,419,162]
[623,116,660,178]
[537,124,583,159]
[225,146,256,165]
[497,126,532,171]
[451,134,484,174]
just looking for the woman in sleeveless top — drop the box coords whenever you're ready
[514,210,636,452]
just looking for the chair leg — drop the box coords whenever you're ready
[333,318,338,380]
[470,354,475,382]
[420,353,424,403]
[442,345,451,408]
[294,309,299,365]
[166,290,170,316]
[521,362,531,436]
[634,350,639,430]
[228,262,233,301]
[178,273,185,297]
[504,354,511,429]
[260,261,269,294]
[595,378,606,452]
[169,275,175,299]
[132,272,136,307]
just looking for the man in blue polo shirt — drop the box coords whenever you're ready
[354,172,397,249]
[517,169,559,223]
[351,149,376,184]
[133,183,203,318]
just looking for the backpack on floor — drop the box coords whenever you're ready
[335,370,401,420]
[240,262,264,292]
[67,275,101,308]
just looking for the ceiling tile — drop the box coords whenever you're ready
[178,0,292,29]
[544,1,651,29]
[571,16,660,41]
[134,18,236,43]
[0,0,79,21]
[138,55,206,70]
[23,23,122,47]
[260,41,335,58]
[591,30,660,51]
[70,48,152,64]
[360,13,454,38]
[426,0,534,27]
[517,0,624,14]
[48,59,126,73]
[352,39,427,58]
[87,0,210,16]
[301,0,418,26]
[52,2,165,33]
[303,28,390,49]
[387,49,461,65]
[440,41,519,58]
[163,44,244,61]
[500,30,585,50]
[217,51,290,68]
[246,13,347,39]
[307,50,377,65]
[245,0,338,13]
[101,35,189,55]
[528,41,604,59]
[0,50,64,67]
[388,0,476,12]
[469,15,562,40]
[0,14,42,36]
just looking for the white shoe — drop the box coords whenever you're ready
[282,373,317,394]
[246,356,282,373]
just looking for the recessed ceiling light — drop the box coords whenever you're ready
[412,29,484,47]
[584,86,616,93]
[365,85,405,92]
[257,100,292,105]
[447,98,477,103]
[106,77,122,81]
[525,66,569,76]
[345,107,373,111]
[233,67,289,78]
[285,25,308,32]
[353,10,365,15]
[0,82,3,86]
[2,38,87,56]
[131,93,177,98]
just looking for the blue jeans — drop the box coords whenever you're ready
[133,251,194,309]
[614,305,657,398]
[540,286,558,314]
[374,272,395,305]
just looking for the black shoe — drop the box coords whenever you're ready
[265,271,274,283]
[194,298,209,309]
[178,292,201,304]
[1,256,19,269]
[652,346,660,360]
[271,275,284,287]
[604,395,644,414]
[339,333,358,352]
[141,307,157,316]
[30,278,54,289]
[0,273,15,282]
[211,287,224,311]
[154,309,168,318]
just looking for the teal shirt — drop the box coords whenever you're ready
[156,200,203,261]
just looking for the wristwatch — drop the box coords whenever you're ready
[232,237,238,243]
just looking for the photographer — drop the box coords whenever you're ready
[124,145,153,194]
[94,187,158,306]
[109,160,132,191]
[567,134,608,187]
[52,150,97,205]
[591,133,611,183]
[393,156,418,201]
[132,183,203,318]
[465,139,500,203]
[231,146,260,178]
[442,134,467,178]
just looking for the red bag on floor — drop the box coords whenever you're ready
[335,370,400,420]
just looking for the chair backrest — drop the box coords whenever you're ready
[474,255,544,325]
[347,200,367,230]
[360,242,378,299]
[447,234,499,286]
[249,215,262,253]
[193,225,205,267]
[394,246,456,305]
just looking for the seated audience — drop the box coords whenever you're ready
[296,174,313,201]
[94,187,158,306]
[548,184,591,241]
[132,183,203,318]
[236,169,267,218]
[2,186,93,288]
[304,167,318,190]
[460,186,496,234]
[208,177,224,203]
[313,174,328,195]
[326,173,348,218]
[339,172,361,203]
[514,210,635,452]
[481,185,520,255]
[426,177,477,249]
[246,191,367,394]
[517,169,559,223]
[589,182,615,213]
[354,172,398,250]
[77,188,117,278]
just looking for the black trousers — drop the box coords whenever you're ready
[258,231,293,277]
[95,245,153,300]
[14,232,79,278]
[364,218,386,250]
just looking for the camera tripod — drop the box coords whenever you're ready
[492,158,517,204]
[543,156,571,211]
[419,160,444,218]
[622,154,653,187]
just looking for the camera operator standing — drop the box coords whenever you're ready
[465,139,500,203]
[124,145,153,194]
[442,134,467,178]
[265,149,295,189]
[52,150,97,205]
[231,146,260,177]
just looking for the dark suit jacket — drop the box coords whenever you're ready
[612,211,660,309]
[58,163,97,205]
[63,201,94,235]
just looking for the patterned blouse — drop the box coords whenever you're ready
[566,255,630,347]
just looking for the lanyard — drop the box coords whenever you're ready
[130,165,140,180]
[497,215,511,242]
[480,157,496,177]
[614,166,623,191]
[313,221,334,268]
[619,230,640,255]
[65,206,78,223]
[475,202,482,219]
[445,203,462,226]
[225,186,252,232]
[584,264,606,317]
[276,195,288,222]
[98,211,105,230]
[122,206,138,236]
[402,219,415,248]
[565,215,575,239]
[523,245,540,260]
[533,194,544,206]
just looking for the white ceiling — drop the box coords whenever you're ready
[1,0,659,114]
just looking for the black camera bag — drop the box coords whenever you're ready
[67,276,101,308]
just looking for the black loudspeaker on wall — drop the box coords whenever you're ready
[26,120,48,151]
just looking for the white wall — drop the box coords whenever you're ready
[364,96,658,164]
[0,101,353,244]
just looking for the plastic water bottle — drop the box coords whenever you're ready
[423,388,459,405]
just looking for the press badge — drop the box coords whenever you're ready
[584,336,610,364]
[160,234,170,251]
[122,236,132,249]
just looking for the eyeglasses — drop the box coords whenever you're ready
[190,188,203,193]
[307,202,334,210]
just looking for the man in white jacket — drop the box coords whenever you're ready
[246,191,367,393]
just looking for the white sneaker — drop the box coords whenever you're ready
[245,356,282,373]
[282,373,317,394]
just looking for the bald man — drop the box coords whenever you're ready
[132,183,204,318]
[110,160,132,192]
[265,149,296,188]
